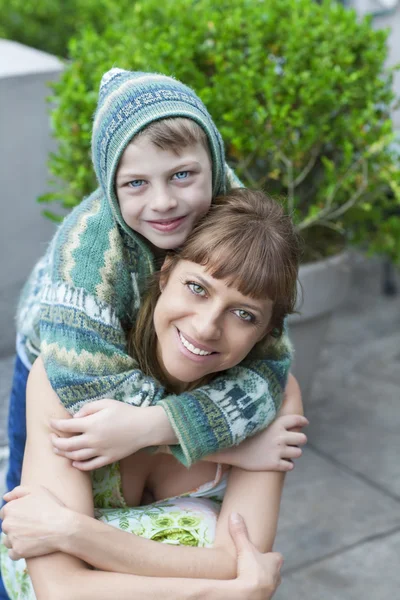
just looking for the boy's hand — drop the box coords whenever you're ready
[230,513,283,599]
[217,414,308,472]
[50,400,156,470]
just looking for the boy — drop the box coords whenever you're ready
[8,68,292,489]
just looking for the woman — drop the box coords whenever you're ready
[1,189,306,599]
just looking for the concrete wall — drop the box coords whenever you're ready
[0,40,63,357]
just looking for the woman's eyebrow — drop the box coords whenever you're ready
[185,273,214,290]
[238,302,265,313]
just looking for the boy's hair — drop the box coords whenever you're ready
[136,117,210,159]
[130,188,300,389]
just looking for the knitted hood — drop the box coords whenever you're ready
[91,69,228,238]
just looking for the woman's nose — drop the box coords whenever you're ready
[193,309,222,342]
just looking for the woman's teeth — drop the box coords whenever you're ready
[179,332,212,356]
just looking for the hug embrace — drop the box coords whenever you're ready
[0,69,308,599]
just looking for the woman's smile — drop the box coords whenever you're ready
[176,328,217,360]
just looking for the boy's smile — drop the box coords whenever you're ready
[115,136,212,250]
[146,215,188,233]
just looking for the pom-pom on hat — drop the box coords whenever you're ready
[92,69,227,220]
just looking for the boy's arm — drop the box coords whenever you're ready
[50,375,307,472]
[36,199,166,415]
[48,332,293,469]
[39,203,290,463]
[39,280,165,414]
[160,331,292,466]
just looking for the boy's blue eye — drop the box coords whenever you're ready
[173,171,189,180]
[234,309,255,323]
[128,179,145,188]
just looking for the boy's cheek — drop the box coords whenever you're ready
[192,190,212,220]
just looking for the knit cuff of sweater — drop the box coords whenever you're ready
[158,393,232,468]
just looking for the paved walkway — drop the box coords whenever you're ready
[275,255,400,598]
[0,255,399,597]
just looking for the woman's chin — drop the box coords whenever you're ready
[169,371,198,384]
[164,365,207,386]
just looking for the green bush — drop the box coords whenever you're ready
[43,0,400,262]
[0,0,127,57]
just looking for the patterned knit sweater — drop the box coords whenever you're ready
[17,70,294,467]
[17,186,292,466]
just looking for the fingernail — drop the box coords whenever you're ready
[53,447,59,454]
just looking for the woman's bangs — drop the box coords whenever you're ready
[191,234,284,301]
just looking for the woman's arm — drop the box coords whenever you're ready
[19,357,236,582]
[20,358,137,599]
[19,358,284,600]
[6,366,302,585]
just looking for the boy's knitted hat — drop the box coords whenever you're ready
[92,69,228,221]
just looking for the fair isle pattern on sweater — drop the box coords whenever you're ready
[17,192,161,408]
[16,68,293,467]
[17,190,292,466]
[160,338,292,466]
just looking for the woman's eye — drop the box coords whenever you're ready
[234,309,255,323]
[173,171,190,180]
[187,282,206,296]
[128,179,145,188]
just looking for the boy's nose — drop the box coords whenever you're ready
[151,189,178,213]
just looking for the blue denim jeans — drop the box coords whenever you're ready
[0,354,29,599]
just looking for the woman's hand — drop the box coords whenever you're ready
[214,413,308,472]
[1,485,70,560]
[230,513,283,599]
[49,400,170,470]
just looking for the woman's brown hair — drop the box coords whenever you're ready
[130,188,300,389]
